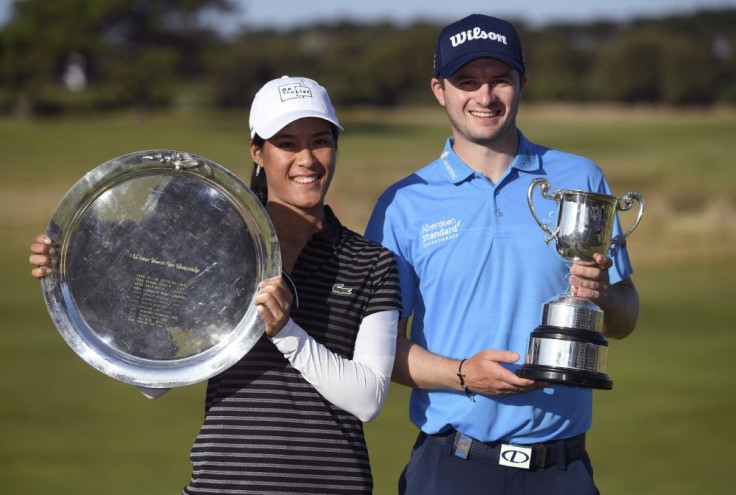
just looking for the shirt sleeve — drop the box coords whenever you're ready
[366,197,416,319]
[270,309,399,422]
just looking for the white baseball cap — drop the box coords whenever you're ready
[249,75,343,139]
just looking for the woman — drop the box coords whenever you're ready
[29,76,402,494]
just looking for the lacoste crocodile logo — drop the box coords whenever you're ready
[332,284,353,295]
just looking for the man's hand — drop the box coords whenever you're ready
[568,252,612,306]
[461,349,548,398]
[569,252,639,339]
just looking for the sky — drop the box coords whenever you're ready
[1,0,735,31]
[223,0,736,30]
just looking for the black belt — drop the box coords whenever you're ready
[425,430,587,470]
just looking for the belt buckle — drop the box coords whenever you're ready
[454,433,473,459]
[499,444,533,469]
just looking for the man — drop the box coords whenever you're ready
[365,14,639,495]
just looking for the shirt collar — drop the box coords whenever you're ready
[438,138,475,184]
[512,131,541,174]
[438,131,541,184]
[315,205,343,246]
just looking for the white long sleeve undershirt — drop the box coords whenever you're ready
[139,310,399,423]
[270,310,398,422]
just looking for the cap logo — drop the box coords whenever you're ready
[450,27,507,48]
[278,82,313,102]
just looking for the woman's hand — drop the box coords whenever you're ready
[29,234,55,278]
[254,276,293,337]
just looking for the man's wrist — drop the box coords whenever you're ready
[456,358,475,402]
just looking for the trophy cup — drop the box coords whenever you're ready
[516,178,644,389]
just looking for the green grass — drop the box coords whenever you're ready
[1,105,735,494]
[589,261,735,494]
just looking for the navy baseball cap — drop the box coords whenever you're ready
[434,14,525,78]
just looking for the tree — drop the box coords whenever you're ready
[524,38,595,101]
[591,25,727,105]
[591,31,665,103]
[660,36,720,105]
[0,0,234,114]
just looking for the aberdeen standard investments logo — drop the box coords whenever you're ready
[421,218,461,248]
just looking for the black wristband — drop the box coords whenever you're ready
[457,358,475,402]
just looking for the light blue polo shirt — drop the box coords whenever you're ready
[365,131,633,444]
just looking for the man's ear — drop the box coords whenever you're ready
[519,72,528,94]
[431,78,446,107]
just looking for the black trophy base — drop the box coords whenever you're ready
[517,364,613,390]
[516,326,613,390]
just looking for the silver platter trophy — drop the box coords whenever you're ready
[42,150,281,390]
[516,178,643,389]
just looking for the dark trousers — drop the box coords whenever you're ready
[399,431,600,495]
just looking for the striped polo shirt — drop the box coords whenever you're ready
[183,206,402,495]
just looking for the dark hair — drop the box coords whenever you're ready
[249,123,340,206]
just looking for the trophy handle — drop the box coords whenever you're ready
[611,191,644,250]
[527,178,559,244]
